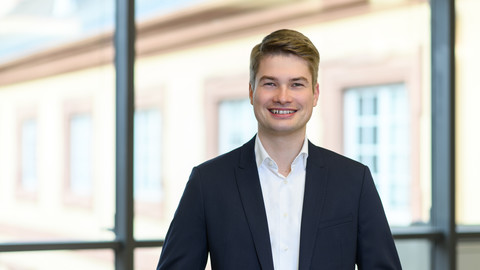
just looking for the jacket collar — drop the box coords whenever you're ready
[298,141,328,269]
[236,135,275,270]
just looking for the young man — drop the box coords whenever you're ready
[156,29,402,270]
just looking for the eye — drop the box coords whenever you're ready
[263,82,276,87]
[292,82,305,88]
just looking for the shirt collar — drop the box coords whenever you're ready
[254,135,309,170]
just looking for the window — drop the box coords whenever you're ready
[344,84,411,225]
[134,109,162,202]
[19,119,38,193]
[69,113,93,197]
[218,99,257,154]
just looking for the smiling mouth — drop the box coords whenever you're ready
[269,109,296,115]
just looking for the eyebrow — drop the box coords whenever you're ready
[258,76,277,82]
[258,76,310,83]
[291,77,309,83]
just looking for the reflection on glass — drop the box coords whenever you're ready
[0,250,113,270]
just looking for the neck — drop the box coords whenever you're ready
[257,130,306,176]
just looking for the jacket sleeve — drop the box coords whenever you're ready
[156,167,208,270]
[356,166,402,270]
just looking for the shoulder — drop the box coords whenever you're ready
[308,142,368,175]
[197,147,242,170]
[309,142,363,166]
[195,136,256,173]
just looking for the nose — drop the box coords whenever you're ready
[273,86,292,104]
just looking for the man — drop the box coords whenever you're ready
[156,29,402,270]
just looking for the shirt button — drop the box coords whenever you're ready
[283,213,288,218]
[283,180,288,184]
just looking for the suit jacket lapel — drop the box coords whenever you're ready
[298,142,329,270]
[235,137,274,270]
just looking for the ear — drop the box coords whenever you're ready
[313,83,320,107]
[249,83,254,105]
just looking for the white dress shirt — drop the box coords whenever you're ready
[255,136,308,270]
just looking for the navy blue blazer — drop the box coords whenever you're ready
[156,136,402,269]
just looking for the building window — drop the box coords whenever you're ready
[344,83,411,225]
[69,113,93,197]
[218,99,257,154]
[134,108,162,202]
[20,119,38,193]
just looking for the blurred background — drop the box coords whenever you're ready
[0,0,478,269]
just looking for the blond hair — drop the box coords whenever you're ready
[249,29,320,90]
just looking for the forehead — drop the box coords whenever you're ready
[256,54,312,82]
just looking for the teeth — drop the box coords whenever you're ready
[271,109,295,114]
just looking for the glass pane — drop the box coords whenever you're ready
[456,0,480,225]
[0,0,115,242]
[133,0,232,241]
[395,239,431,270]
[129,0,432,243]
[458,241,480,270]
[0,250,113,270]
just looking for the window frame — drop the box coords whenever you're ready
[1,2,480,270]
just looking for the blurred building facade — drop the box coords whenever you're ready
[0,0,479,269]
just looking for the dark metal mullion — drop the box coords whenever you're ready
[114,0,136,269]
[457,226,480,240]
[134,240,165,248]
[431,0,456,270]
[0,241,120,252]
[392,227,443,241]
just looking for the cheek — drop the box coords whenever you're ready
[252,99,264,114]
[252,92,266,106]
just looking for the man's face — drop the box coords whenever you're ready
[249,54,319,138]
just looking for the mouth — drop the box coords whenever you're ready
[269,109,297,115]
